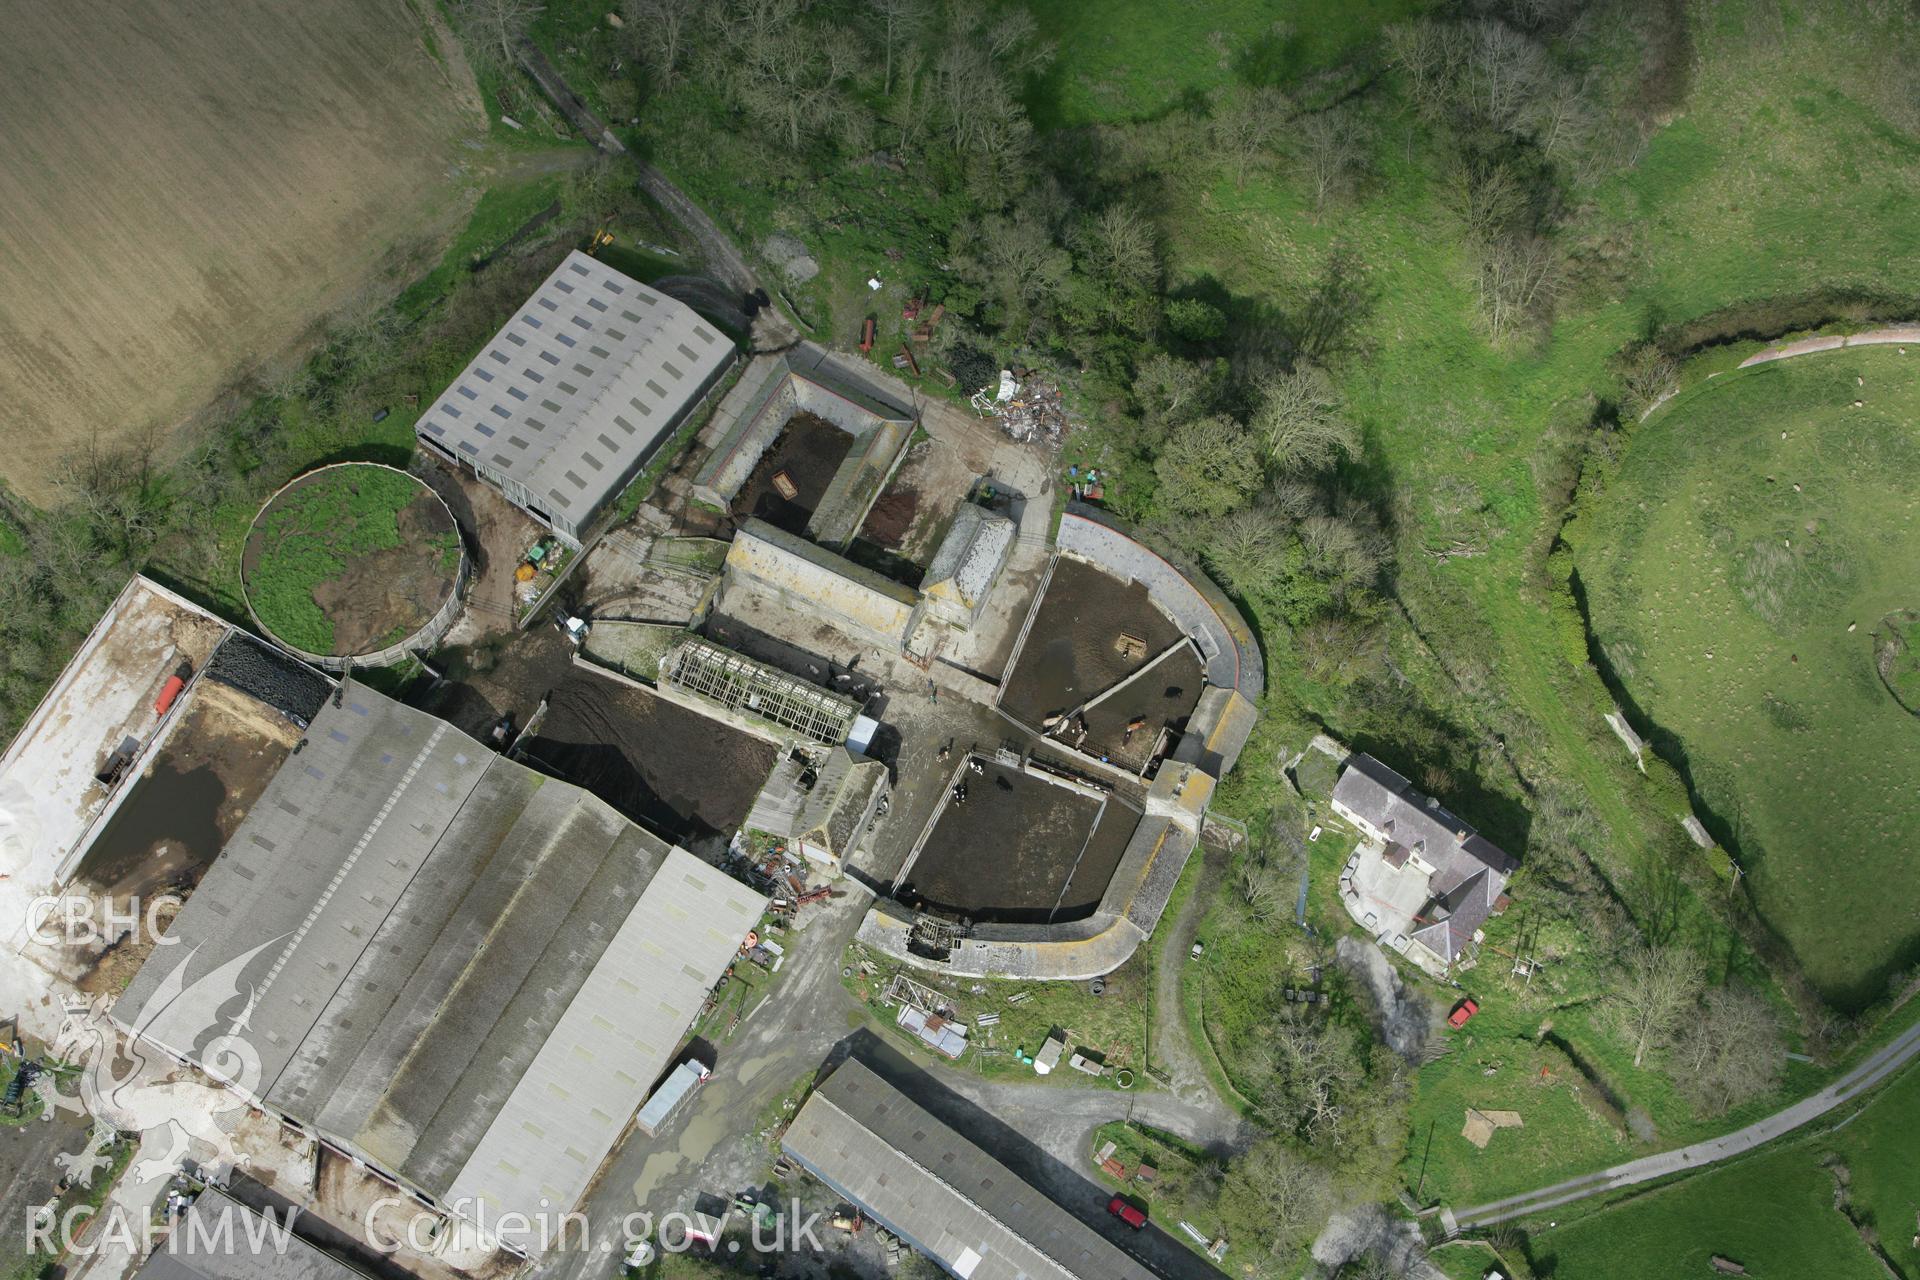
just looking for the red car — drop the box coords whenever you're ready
[1108,1197,1147,1230]
[1447,997,1479,1029]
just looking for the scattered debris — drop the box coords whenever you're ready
[976,370,1071,444]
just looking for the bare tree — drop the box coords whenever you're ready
[455,0,545,71]
[1618,344,1679,420]
[1669,985,1786,1115]
[1239,858,1289,922]
[920,43,1036,197]
[887,46,934,148]
[1293,105,1371,211]
[1220,1141,1333,1264]
[55,431,165,565]
[713,14,866,154]
[1461,18,1551,135]
[1384,21,1452,118]
[1607,941,1703,1068]
[623,0,698,84]
[1300,513,1386,599]
[1210,86,1289,187]
[1251,365,1361,472]
[1477,232,1559,342]
[970,5,1054,76]
[1442,150,1525,244]
[1530,73,1596,164]
[1203,504,1296,602]
[867,0,930,96]
[1084,203,1158,296]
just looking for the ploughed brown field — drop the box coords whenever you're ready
[0,0,484,502]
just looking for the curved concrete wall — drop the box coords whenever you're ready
[242,463,471,671]
[860,507,1261,981]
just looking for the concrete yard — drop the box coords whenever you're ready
[898,757,1136,924]
[0,577,228,919]
[859,396,1055,565]
[0,1100,94,1277]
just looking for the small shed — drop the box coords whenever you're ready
[1033,1030,1067,1075]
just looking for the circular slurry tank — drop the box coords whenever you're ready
[241,462,467,670]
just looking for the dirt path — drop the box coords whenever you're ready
[511,41,801,353]
[1151,840,1235,1106]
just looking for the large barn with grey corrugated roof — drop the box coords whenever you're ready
[783,1061,1164,1280]
[114,683,764,1257]
[415,250,735,544]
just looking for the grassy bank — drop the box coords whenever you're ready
[1573,348,1920,1006]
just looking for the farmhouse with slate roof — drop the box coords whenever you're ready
[1332,753,1516,972]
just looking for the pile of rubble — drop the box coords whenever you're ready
[972,369,1071,445]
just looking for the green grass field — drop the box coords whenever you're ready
[1023,0,1416,129]
[1529,1058,1920,1279]
[1577,349,1920,1006]
[243,465,438,654]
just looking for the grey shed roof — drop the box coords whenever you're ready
[923,504,1015,609]
[115,687,764,1249]
[1332,753,1515,962]
[416,250,732,525]
[783,1061,1162,1280]
[134,1188,367,1280]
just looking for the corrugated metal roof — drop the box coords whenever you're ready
[446,845,762,1228]
[896,1005,968,1059]
[133,1188,366,1280]
[115,686,765,1249]
[415,251,732,523]
[783,1061,1162,1280]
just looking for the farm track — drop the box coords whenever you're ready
[1456,1012,1920,1228]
